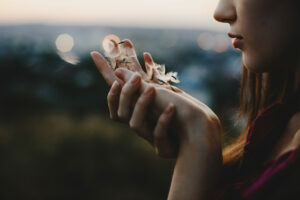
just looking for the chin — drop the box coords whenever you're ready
[242,53,271,73]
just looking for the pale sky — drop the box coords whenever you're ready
[0,0,228,31]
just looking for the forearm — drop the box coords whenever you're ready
[167,120,223,200]
[168,144,222,200]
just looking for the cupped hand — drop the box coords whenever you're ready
[91,39,222,158]
[91,48,179,158]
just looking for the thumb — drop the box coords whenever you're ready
[90,51,124,86]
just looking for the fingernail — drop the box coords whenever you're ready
[111,80,120,94]
[144,87,154,96]
[131,74,140,84]
[164,104,174,114]
[90,51,98,57]
[143,52,153,65]
[122,40,133,48]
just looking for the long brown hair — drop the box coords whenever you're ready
[222,63,300,166]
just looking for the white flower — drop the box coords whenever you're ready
[102,34,180,84]
[102,34,121,58]
[102,35,135,70]
[151,64,180,84]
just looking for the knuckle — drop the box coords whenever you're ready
[117,110,126,121]
[129,119,138,130]
[109,114,117,121]
[143,86,152,95]
[155,147,160,155]
[158,115,168,124]
[120,85,131,96]
[107,92,115,102]
[155,146,173,158]
[135,98,145,108]
[132,73,141,79]
[155,147,164,158]
[154,129,166,141]
[115,67,125,74]
[148,86,155,90]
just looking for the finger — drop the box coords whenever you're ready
[143,52,154,80]
[121,39,147,77]
[115,68,151,98]
[121,39,137,57]
[143,52,155,66]
[114,67,134,82]
[143,52,164,85]
[107,80,122,120]
[90,51,124,86]
[129,86,156,143]
[153,103,177,158]
[117,73,142,121]
[142,53,161,84]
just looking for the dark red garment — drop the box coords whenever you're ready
[215,102,300,200]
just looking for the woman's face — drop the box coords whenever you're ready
[214,0,299,72]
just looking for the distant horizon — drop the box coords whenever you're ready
[0,22,227,33]
[0,0,228,32]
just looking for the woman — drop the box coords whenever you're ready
[90,0,300,199]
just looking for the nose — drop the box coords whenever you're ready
[214,0,236,24]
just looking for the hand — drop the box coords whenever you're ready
[91,46,179,157]
[108,74,178,158]
[99,38,207,106]
[91,39,221,156]
[91,38,223,199]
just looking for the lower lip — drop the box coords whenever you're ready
[232,38,243,49]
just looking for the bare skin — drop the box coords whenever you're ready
[91,43,223,199]
[91,0,299,199]
[214,0,300,160]
[268,112,300,161]
[91,41,221,158]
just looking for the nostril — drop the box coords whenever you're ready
[217,17,236,24]
[213,10,222,22]
[214,13,236,24]
[213,2,237,24]
[214,10,223,22]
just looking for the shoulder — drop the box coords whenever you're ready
[288,112,300,147]
[281,111,300,153]
[268,111,300,161]
[291,126,300,148]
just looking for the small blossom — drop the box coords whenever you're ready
[151,64,180,84]
[102,35,134,70]
[102,34,121,58]
[102,34,180,85]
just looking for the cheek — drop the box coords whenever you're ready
[241,26,277,72]
[240,18,296,71]
[238,0,299,72]
[242,38,296,72]
[237,4,271,71]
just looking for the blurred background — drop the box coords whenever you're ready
[0,0,243,199]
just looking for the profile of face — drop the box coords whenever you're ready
[214,0,299,72]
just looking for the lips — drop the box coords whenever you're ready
[228,33,244,49]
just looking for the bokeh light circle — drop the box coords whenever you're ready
[55,33,74,53]
[197,32,214,51]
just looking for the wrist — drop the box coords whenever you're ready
[179,109,222,151]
